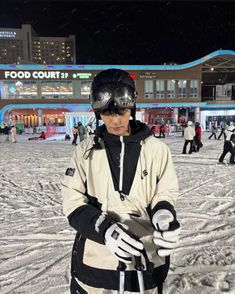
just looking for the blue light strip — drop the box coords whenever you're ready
[1,101,235,123]
[0,103,92,122]
[0,50,234,71]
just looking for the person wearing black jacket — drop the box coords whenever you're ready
[218,134,235,164]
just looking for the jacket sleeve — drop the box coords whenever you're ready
[149,144,179,218]
[61,145,114,244]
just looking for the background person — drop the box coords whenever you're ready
[71,124,78,145]
[218,134,235,164]
[61,68,180,294]
[77,121,86,142]
[217,122,227,140]
[28,131,46,141]
[194,122,203,152]
[182,121,196,154]
[208,123,217,140]
[10,125,17,143]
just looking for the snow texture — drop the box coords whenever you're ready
[0,133,234,294]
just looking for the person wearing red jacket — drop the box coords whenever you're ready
[194,122,203,152]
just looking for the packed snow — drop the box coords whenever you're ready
[0,132,234,294]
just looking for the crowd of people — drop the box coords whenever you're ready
[1,115,234,166]
[181,120,235,164]
[0,123,17,143]
[71,121,94,145]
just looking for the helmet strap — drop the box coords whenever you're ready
[131,106,137,127]
[95,112,100,134]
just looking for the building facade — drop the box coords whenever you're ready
[0,24,76,65]
[0,50,234,132]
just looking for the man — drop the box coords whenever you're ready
[61,69,180,294]
[182,121,196,154]
[71,124,78,145]
[77,121,86,142]
[194,122,203,152]
[208,123,217,140]
[217,122,227,140]
[218,133,235,164]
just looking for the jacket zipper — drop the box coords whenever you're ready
[119,136,125,201]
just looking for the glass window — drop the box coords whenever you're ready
[178,80,187,97]
[190,80,198,98]
[41,81,73,99]
[81,80,92,99]
[0,80,37,99]
[167,80,175,98]
[144,80,153,98]
[156,80,164,98]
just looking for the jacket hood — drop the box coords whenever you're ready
[96,120,152,144]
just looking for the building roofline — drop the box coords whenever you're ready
[0,49,234,71]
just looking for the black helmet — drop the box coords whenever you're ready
[90,68,137,112]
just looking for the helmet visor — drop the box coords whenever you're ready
[91,82,136,111]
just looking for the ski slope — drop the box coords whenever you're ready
[0,133,234,294]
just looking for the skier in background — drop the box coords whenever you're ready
[72,124,78,145]
[217,122,227,140]
[10,125,17,143]
[77,121,86,142]
[218,134,235,165]
[194,122,203,152]
[208,123,217,140]
[182,121,195,154]
[61,69,180,294]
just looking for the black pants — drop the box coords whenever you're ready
[70,277,163,294]
[208,132,217,139]
[182,140,194,154]
[72,134,78,145]
[218,131,226,140]
[219,141,235,163]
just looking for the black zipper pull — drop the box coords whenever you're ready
[120,193,125,201]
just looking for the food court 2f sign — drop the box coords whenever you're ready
[2,70,69,79]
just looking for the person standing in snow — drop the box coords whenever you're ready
[71,124,78,145]
[208,123,217,140]
[77,121,86,142]
[182,121,196,154]
[61,68,180,294]
[218,133,235,164]
[194,122,203,152]
[10,125,17,143]
[217,122,227,140]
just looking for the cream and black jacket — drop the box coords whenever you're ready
[61,122,179,292]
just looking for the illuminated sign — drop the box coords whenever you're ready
[0,31,16,38]
[139,72,158,79]
[72,73,92,79]
[130,74,137,79]
[0,70,94,80]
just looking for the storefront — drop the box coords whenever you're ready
[0,49,234,132]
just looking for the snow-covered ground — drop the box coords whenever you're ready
[0,132,234,294]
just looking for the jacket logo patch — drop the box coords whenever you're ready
[65,168,75,176]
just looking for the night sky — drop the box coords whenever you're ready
[0,1,234,65]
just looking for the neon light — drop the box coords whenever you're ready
[0,50,234,71]
[130,74,137,79]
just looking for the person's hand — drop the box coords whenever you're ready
[152,209,181,257]
[104,223,144,263]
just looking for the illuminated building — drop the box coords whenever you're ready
[0,50,235,133]
[0,24,76,65]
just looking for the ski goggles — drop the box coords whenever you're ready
[91,82,136,111]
